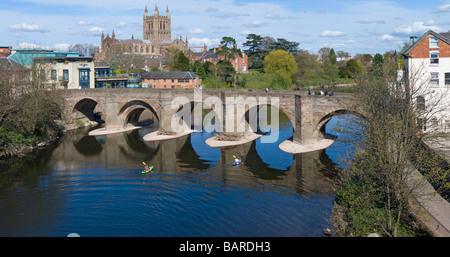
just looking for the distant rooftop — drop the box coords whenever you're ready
[9,49,82,66]
[140,71,201,80]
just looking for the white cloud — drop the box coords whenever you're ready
[16,42,51,49]
[394,21,441,35]
[433,4,450,13]
[77,21,92,26]
[53,43,70,51]
[189,37,220,47]
[9,22,49,33]
[247,20,265,28]
[379,34,401,42]
[241,30,251,35]
[86,26,104,37]
[320,30,346,37]
[189,28,205,34]
[356,18,385,24]
[264,13,279,19]
[117,21,127,28]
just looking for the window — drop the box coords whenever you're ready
[63,69,69,80]
[430,37,439,48]
[51,70,57,80]
[445,73,450,86]
[430,52,439,64]
[446,120,450,130]
[430,72,439,86]
[416,96,425,111]
[430,117,439,129]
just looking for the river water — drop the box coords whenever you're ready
[0,113,356,237]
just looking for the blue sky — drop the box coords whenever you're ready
[2,0,450,55]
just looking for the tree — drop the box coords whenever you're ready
[329,48,337,65]
[373,53,384,67]
[339,59,363,79]
[243,34,268,72]
[214,36,242,62]
[269,38,300,54]
[243,34,264,55]
[211,36,243,88]
[332,62,450,237]
[263,50,298,88]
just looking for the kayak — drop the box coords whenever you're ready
[142,166,154,174]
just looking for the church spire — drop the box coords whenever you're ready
[154,4,159,17]
[112,30,115,40]
[166,6,170,17]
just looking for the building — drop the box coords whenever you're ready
[401,30,450,132]
[0,46,12,57]
[96,5,188,62]
[9,49,95,89]
[189,45,248,73]
[140,71,201,89]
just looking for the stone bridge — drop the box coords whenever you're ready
[60,88,356,144]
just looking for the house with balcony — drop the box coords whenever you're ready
[401,30,450,132]
[9,49,94,89]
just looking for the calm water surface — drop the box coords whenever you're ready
[0,114,356,237]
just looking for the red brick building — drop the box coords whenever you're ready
[140,71,202,88]
[190,45,248,73]
[0,46,12,57]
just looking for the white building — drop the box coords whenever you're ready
[401,30,450,132]
[9,49,95,90]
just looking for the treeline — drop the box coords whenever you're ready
[169,33,399,90]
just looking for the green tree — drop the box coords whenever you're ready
[263,50,298,88]
[269,38,300,54]
[339,59,363,79]
[373,53,384,67]
[329,48,337,65]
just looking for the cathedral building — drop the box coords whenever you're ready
[96,5,188,62]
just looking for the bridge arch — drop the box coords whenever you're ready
[316,109,365,137]
[72,98,103,123]
[245,104,293,134]
[118,100,159,128]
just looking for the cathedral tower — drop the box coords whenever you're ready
[143,4,171,42]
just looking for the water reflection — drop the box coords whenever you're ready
[0,113,357,237]
[54,122,339,196]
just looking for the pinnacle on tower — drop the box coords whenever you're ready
[145,5,148,16]
[155,4,159,17]
[166,6,170,17]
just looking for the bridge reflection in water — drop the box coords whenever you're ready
[50,121,339,197]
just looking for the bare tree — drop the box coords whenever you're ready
[332,62,450,237]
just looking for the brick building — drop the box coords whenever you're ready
[190,45,248,73]
[140,71,201,89]
[401,30,450,132]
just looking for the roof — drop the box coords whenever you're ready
[400,30,450,57]
[140,71,201,80]
[9,49,82,66]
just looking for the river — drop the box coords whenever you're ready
[0,112,357,237]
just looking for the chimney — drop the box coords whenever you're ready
[410,36,418,45]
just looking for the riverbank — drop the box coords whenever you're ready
[0,130,62,160]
